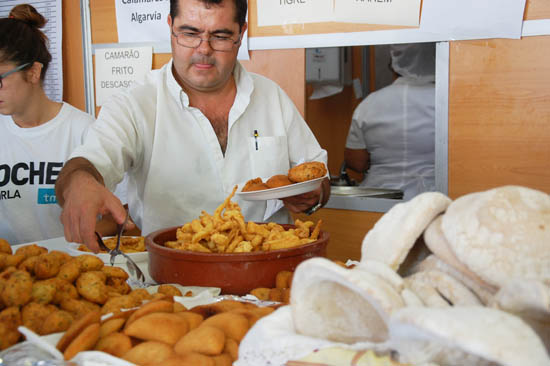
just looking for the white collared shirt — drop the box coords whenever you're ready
[346,76,435,201]
[71,60,327,235]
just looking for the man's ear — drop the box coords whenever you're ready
[167,14,172,27]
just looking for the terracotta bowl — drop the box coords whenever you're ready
[145,224,329,295]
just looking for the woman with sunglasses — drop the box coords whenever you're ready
[0,4,99,245]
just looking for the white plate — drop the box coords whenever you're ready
[236,176,324,201]
[67,236,148,264]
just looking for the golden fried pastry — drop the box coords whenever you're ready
[162,354,216,366]
[2,270,32,307]
[124,312,189,345]
[51,279,79,304]
[76,272,108,304]
[21,302,55,333]
[213,353,233,366]
[0,322,20,350]
[101,266,129,280]
[101,295,139,315]
[57,259,82,283]
[15,244,47,259]
[99,317,126,338]
[223,338,239,361]
[4,253,25,268]
[106,277,131,295]
[17,255,40,274]
[190,299,245,318]
[128,288,153,303]
[124,299,174,329]
[157,284,183,297]
[0,306,22,329]
[31,279,57,304]
[49,250,72,266]
[0,238,11,255]
[95,332,133,358]
[266,174,294,189]
[40,310,74,335]
[0,253,8,271]
[63,323,100,360]
[201,312,249,343]
[241,177,269,192]
[56,310,101,352]
[174,325,225,356]
[174,311,203,330]
[34,253,62,279]
[249,287,270,301]
[75,254,104,272]
[122,341,175,365]
[173,302,187,313]
[288,161,327,183]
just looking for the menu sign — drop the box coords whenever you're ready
[257,0,421,27]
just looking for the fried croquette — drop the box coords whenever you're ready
[241,177,269,192]
[0,238,11,255]
[265,174,294,188]
[288,161,327,183]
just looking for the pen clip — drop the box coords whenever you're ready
[254,130,259,151]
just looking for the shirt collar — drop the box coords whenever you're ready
[165,59,254,117]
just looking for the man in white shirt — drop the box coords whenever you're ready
[55,0,329,252]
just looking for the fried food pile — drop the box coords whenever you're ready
[164,186,323,253]
[77,236,146,254]
[0,242,173,351]
[241,161,327,192]
[55,297,277,364]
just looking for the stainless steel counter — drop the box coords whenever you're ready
[325,186,404,212]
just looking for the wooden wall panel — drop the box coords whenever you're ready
[448,36,550,198]
[293,209,383,262]
[525,0,550,20]
[240,49,305,117]
[62,1,85,110]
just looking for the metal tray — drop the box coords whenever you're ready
[330,186,403,199]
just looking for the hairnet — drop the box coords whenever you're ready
[390,43,435,82]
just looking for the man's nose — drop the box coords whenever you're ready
[196,38,214,54]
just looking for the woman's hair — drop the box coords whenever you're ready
[0,4,52,81]
[170,0,247,33]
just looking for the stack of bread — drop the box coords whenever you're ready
[237,185,550,366]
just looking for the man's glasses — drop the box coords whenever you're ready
[171,30,241,52]
[0,62,31,89]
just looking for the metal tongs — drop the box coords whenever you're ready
[95,212,145,282]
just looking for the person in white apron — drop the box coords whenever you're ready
[345,43,435,201]
[54,0,329,252]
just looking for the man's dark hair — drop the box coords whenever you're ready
[170,0,247,32]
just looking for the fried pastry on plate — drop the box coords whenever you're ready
[288,161,327,183]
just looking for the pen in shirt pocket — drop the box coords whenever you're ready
[254,130,259,150]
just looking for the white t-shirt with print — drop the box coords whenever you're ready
[0,103,94,245]
[70,60,328,236]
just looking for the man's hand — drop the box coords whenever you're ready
[59,170,128,253]
[282,178,330,214]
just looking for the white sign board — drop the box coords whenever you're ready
[334,0,421,26]
[115,0,170,43]
[257,0,333,27]
[94,47,153,106]
[257,0,421,27]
